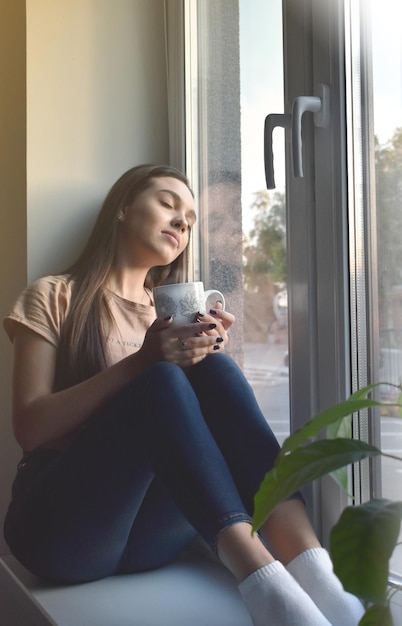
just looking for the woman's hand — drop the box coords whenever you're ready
[142,305,235,368]
[198,301,235,349]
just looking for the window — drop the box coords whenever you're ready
[179,0,291,449]
[168,0,402,587]
[350,0,402,578]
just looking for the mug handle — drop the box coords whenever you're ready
[204,289,225,312]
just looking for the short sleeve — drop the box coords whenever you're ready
[3,275,72,347]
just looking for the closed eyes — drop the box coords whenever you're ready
[159,199,196,229]
[160,200,174,209]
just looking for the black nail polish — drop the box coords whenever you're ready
[213,344,220,350]
[209,309,217,315]
[208,323,217,329]
[197,312,204,317]
[216,337,224,343]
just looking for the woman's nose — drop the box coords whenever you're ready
[172,212,188,232]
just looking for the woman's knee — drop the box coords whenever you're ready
[147,360,186,379]
[189,352,248,391]
[113,362,188,408]
[140,361,190,396]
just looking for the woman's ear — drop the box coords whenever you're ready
[117,206,128,222]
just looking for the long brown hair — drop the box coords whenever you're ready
[54,164,193,390]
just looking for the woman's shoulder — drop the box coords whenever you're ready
[15,274,74,312]
[3,274,74,345]
[28,273,72,293]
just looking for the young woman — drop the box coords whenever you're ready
[3,165,363,626]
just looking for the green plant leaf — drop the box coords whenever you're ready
[350,380,402,401]
[326,414,352,440]
[349,381,387,400]
[281,399,381,454]
[282,382,402,454]
[329,465,349,492]
[330,499,402,605]
[252,439,381,531]
[358,604,393,626]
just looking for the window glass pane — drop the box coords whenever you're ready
[370,0,402,575]
[240,0,288,445]
[189,0,289,444]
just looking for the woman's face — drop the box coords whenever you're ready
[117,176,196,268]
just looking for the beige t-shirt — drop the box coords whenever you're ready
[3,274,157,367]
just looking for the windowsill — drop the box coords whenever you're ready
[0,542,252,626]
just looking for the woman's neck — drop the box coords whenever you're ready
[107,268,151,304]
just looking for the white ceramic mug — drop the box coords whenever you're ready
[153,281,225,326]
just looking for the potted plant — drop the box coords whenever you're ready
[252,383,402,625]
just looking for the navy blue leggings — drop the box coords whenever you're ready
[4,354,293,583]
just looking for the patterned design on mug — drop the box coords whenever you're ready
[179,292,203,321]
[156,294,178,318]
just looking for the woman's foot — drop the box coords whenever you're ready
[286,548,365,626]
[239,561,332,626]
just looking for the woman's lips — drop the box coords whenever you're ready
[162,231,180,247]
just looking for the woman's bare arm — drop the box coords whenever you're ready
[11,316,226,452]
[11,325,154,451]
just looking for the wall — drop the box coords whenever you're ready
[0,0,27,557]
[0,0,169,555]
[27,0,169,279]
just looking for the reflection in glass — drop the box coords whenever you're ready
[191,0,289,444]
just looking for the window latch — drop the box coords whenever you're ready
[264,84,330,189]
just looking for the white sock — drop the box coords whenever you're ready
[238,560,332,626]
[286,548,365,626]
